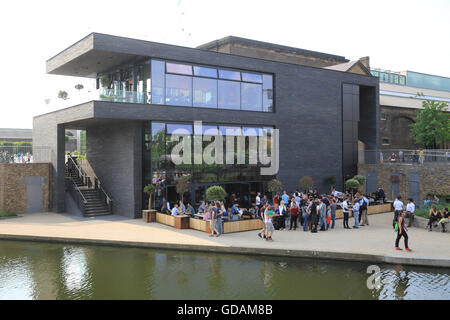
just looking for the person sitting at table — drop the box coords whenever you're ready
[186,203,195,218]
[197,201,206,213]
[248,203,258,219]
[179,200,186,213]
[160,201,169,214]
[171,204,180,216]
[231,203,240,219]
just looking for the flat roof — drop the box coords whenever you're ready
[47,33,352,78]
[197,36,349,62]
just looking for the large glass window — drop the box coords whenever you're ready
[166,74,192,107]
[193,77,217,108]
[241,82,262,111]
[151,122,166,180]
[151,60,165,104]
[218,80,240,110]
[100,59,274,112]
[219,69,241,81]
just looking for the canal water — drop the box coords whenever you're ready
[0,240,449,300]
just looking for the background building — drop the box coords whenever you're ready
[370,69,450,150]
[0,128,32,142]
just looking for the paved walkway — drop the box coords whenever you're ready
[0,211,449,267]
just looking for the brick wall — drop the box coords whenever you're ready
[358,163,450,204]
[0,163,52,213]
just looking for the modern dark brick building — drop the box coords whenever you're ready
[33,33,379,218]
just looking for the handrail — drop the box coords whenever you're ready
[66,176,88,204]
[67,155,113,211]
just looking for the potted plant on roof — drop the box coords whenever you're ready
[143,184,156,223]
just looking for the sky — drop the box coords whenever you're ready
[1,0,449,129]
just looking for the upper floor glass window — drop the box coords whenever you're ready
[219,69,241,81]
[193,66,217,78]
[242,72,262,83]
[166,62,192,75]
[98,59,274,112]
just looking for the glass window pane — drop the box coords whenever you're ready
[193,77,217,108]
[399,76,406,85]
[165,74,192,106]
[193,66,217,78]
[380,72,389,83]
[263,74,273,112]
[371,71,379,77]
[242,72,262,83]
[151,60,165,104]
[218,80,240,110]
[219,126,242,136]
[241,83,262,111]
[218,69,241,81]
[243,127,262,136]
[194,125,219,135]
[167,123,193,135]
[391,74,399,84]
[151,122,166,175]
[166,62,192,75]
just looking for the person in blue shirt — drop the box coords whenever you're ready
[186,203,195,218]
[282,191,289,205]
[171,204,180,216]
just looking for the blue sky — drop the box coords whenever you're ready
[1,0,449,128]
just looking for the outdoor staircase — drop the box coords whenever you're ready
[65,156,113,217]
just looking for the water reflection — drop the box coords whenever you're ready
[0,241,449,300]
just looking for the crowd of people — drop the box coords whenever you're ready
[0,151,32,163]
[160,187,380,241]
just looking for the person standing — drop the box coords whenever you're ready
[360,194,369,226]
[330,199,337,229]
[281,191,289,206]
[318,199,327,231]
[255,192,261,210]
[289,199,299,231]
[257,203,268,239]
[393,196,405,229]
[302,199,310,231]
[419,149,425,165]
[406,198,416,227]
[216,202,223,235]
[395,210,412,251]
[342,197,351,229]
[310,200,318,233]
[427,206,438,232]
[265,206,275,241]
[209,203,220,237]
[352,199,360,229]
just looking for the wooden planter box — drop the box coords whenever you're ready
[335,203,392,219]
[156,212,190,229]
[223,219,264,234]
[142,209,157,223]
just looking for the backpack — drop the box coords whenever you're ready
[360,199,367,210]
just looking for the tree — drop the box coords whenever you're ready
[345,179,360,194]
[299,176,314,191]
[57,90,68,100]
[267,179,283,195]
[206,186,227,202]
[74,84,84,96]
[176,179,189,202]
[143,184,156,210]
[353,175,366,189]
[409,94,450,149]
[100,75,111,88]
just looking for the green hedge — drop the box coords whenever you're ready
[0,141,32,146]
[414,202,449,219]
[0,211,17,217]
